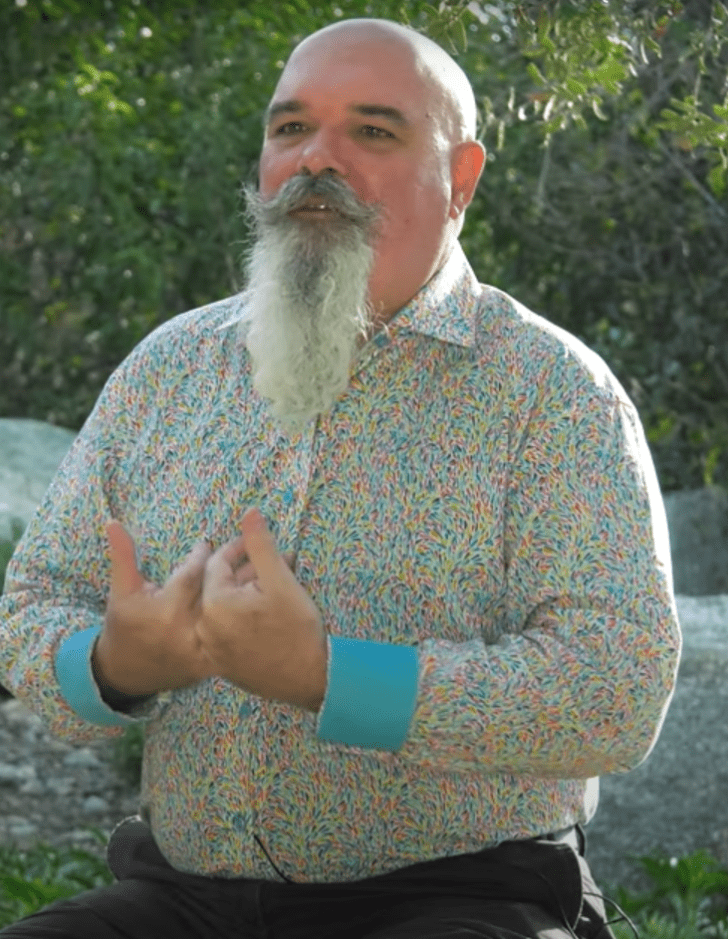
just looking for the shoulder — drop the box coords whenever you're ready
[472,284,631,409]
[128,293,246,365]
[108,293,247,389]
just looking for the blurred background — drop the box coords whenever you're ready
[1,0,727,493]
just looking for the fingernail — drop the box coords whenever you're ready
[248,508,266,529]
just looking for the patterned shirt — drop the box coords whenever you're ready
[0,242,681,882]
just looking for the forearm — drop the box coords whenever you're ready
[399,599,680,777]
[0,583,135,740]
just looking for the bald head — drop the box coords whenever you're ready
[256,10,487,397]
[284,18,478,144]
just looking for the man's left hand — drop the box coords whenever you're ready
[198,507,328,712]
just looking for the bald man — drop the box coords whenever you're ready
[0,17,679,939]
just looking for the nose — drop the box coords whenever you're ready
[296,128,347,178]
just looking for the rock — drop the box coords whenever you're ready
[664,487,728,595]
[0,696,140,855]
[0,763,37,785]
[45,777,77,798]
[6,817,38,840]
[586,593,728,892]
[0,417,76,543]
[0,699,44,730]
[82,795,110,814]
[63,747,103,768]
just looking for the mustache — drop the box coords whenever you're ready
[243,174,381,231]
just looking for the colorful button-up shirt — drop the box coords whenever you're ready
[0,242,681,882]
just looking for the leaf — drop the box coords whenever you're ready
[594,60,628,85]
[565,77,587,96]
[527,63,545,86]
[0,876,72,913]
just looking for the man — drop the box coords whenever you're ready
[0,17,680,939]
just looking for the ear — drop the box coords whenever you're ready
[449,141,486,218]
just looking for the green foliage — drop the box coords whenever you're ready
[517,3,637,134]
[0,834,113,928]
[1,541,17,596]
[0,0,726,489]
[443,0,728,193]
[611,850,728,938]
[111,723,144,786]
[454,2,728,490]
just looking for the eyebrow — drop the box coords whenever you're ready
[264,99,410,128]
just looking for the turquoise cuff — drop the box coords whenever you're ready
[316,637,419,751]
[56,626,136,727]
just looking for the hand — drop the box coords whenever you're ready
[95,521,217,696]
[198,507,328,711]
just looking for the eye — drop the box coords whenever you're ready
[273,121,306,136]
[361,125,395,139]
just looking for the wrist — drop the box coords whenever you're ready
[91,636,155,710]
[303,635,328,713]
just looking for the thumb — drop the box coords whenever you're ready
[106,520,146,596]
[239,507,293,589]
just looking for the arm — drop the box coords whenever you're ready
[316,353,681,779]
[0,340,166,741]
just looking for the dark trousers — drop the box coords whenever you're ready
[0,817,616,939]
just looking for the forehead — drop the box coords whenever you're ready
[270,32,432,122]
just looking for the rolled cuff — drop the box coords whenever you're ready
[56,626,140,727]
[315,637,419,751]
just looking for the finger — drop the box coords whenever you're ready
[106,520,145,596]
[238,507,295,591]
[205,534,248,594]
[231,550,294,587]
[169,541,212,594]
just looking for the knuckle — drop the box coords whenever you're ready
[176,567,200,591]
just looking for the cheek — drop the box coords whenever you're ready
[258,151,285,198]
[379,173,449,236]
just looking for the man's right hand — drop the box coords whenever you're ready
[93,521,218,697]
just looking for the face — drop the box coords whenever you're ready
[258,30,457,319]
[240,27,463,437]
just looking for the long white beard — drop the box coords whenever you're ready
[241,178,379,437]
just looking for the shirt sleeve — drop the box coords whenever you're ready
[318,345,681,778]
[0,337,168,743]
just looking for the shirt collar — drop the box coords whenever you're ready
[385,241,480,349]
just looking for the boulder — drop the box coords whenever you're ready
[586,594,728,892]
[0,418,77,543]
[663,487,728,595]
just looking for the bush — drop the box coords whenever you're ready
[1,2,726,489]
[0,834,113,928]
